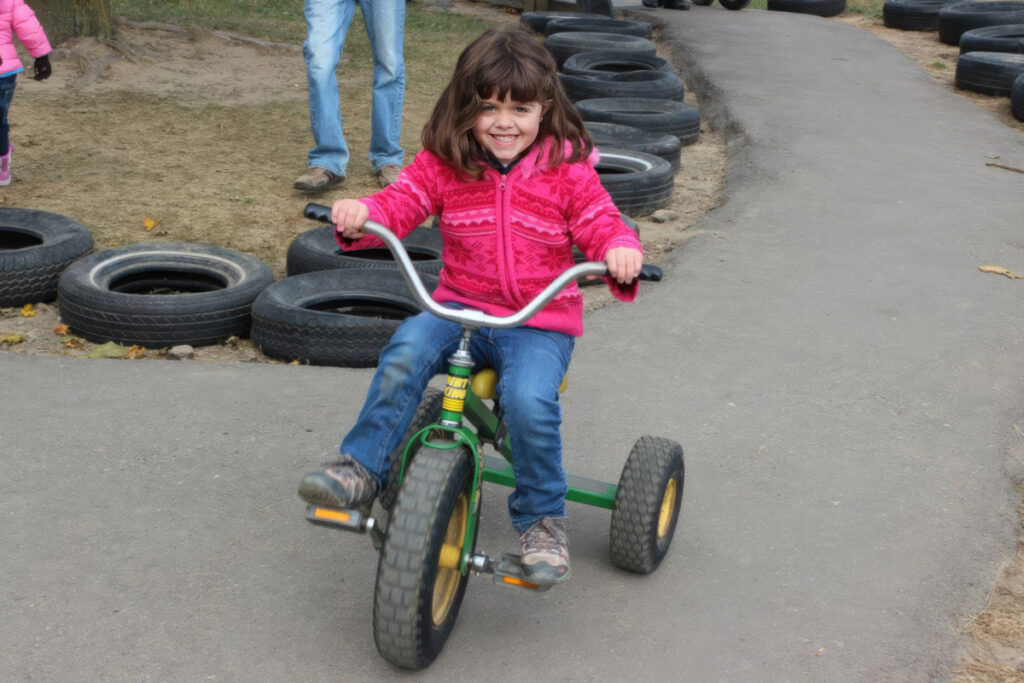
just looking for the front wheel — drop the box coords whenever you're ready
[373,445,476,669]
[609,436,684,573]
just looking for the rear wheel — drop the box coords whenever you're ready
[609,436,684,573]
[373,446,476,669]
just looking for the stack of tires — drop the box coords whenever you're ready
[526,12,698,218]
[767,0,846,17]
[0,208,93,309]
[250,218,443,367]
[879,0,1024,121]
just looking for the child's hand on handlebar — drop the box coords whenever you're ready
[331,199,370,240]
[605,246,644,285]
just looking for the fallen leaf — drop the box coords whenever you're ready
[88,341,128,358]
[144,217,161,232]
[979,265,1023,279]
[62,337,84,349]
[20,304,35,317]
[1,333,25,345]
[54,324,69,335]
[125,345,146,359]
[816,648,824,657]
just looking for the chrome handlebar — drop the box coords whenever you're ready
[303,202,658,329]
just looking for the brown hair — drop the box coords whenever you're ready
[421,27,593,179]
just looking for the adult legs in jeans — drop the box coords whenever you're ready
[360,0,405,172]
[303,0,357,176]
[302,0,405,176]
[340,313,574,532]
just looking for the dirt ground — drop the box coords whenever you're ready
[1,5,1022,677]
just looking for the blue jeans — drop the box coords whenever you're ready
[341,311,575,532]
[0,75,17,153]
[303,0,405,176]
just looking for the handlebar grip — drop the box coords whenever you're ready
[639,264,663,282]
[304,202,332,224]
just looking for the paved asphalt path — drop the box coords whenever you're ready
[4,6,1024,681]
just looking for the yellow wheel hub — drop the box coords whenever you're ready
[432,491,468,626]
[657,478,677,539]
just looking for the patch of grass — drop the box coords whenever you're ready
[111,0,494,46]
[932,60,948,69]
[846,0,885,19]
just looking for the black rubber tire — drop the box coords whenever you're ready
[57,242,274,347]
[251,268,437,367]
[719,0,752,8]
[560,70,685,102]
[544,32,657,69]
[692,0,714,5]
[954,50,1024,94]
[585,120,682,170]
[286,224,443,277]
[596,148,674,217]
[767,0,847,16]
[0,208,93,307]
[379,388,445,511]
[938,1,1024,46]
[575,97,702,145]
[374,446,475,669]
[563,51,675,77]
[1012,73,1024,120]
[609,436,684,574]
[545,17,653,38]
[959,24,1024,53]
[883,0,955,29]
[520,11,602,33]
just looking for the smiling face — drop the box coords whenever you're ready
[471,93,546,164]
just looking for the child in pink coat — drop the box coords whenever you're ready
[0,0,52,186]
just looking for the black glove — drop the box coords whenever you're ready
[33,54,51,81]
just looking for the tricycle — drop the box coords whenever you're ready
[301,202,684,669]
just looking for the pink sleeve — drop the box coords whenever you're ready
[13,1,51,58]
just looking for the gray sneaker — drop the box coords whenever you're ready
[293,167,344,193]
[375,164,401,188]
[519,517,571,585]
[298,454,379,508]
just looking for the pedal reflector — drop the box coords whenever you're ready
[305,504,368,532]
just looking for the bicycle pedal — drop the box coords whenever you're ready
[492,553,551,592]
[305,504,374,533]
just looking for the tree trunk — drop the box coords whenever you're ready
[33,0,113,45]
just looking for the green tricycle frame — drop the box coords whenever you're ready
[301,202,684,669]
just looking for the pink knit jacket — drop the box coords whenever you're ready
[339,139,643,337]
[0,0,50,78]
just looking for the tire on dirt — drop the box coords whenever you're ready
[560,70,685,102]
[1012,73,1024,120]
[374,446,476,669]
[575,97,701,145]
[379,387,445,510]
[251,268,437,367]
[938,1,1024,46]
[766,0,847,16]
[954,51,1024,94]
[959,24,1024,54]
[596,148,674,217]
[585,120,682,170]
[0,208,93,307]
[520,10,602,33]
[545,17,653,38]
[543,32,657,69]
[720,0,753,8]
[563,51,675,77]
[609,436,684,574]
[883,0,956,30]
[286,224,443,277]
[57,242,274,347]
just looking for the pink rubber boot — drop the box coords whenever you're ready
[0,145,12,186]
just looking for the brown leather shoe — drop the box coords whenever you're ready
[375,164,402,188]
[293,167,344,193]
